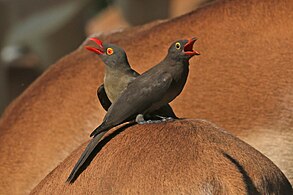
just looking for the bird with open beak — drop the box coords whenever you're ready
[67,38,199,183]
[85,38,177,119]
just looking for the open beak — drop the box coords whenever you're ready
[184,38,200,56]
[85,38,104,55]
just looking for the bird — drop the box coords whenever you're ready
[85,38,177,119]
[91,38,199,136]
[66,38,199,183]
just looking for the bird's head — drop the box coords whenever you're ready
[85,38,129,69]
[167,38,200,61]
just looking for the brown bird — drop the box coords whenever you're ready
[86,38,177,119]
[67,38,199,183]
[91,38,199,136]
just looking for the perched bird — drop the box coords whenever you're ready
[66,38,199,183]
[91,38,199,136]
[86,38,177,118]
[85,38,138,108]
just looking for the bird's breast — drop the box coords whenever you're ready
[104,73,134,103]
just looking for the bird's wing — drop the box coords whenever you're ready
[90,72,173,137]
[97,84,112,111]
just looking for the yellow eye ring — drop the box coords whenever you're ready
[107,48,114,55]
[175,42,181,50]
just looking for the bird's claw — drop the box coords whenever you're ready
[137,117,174,125]
[162,117,174,121]
[154,115,174,121]
[137,120,153,124]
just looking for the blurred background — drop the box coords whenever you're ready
[0,0,211,115]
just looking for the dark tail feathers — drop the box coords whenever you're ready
[90,122,110,137]
[66,132,106,183]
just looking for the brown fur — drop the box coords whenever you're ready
[0,0,292,194]
[31,119,292,194]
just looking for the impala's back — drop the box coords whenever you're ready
[0,0,292,194]
[31,120,292,194]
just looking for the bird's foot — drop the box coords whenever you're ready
[138,120,163,125]
[136,114,174,125]
[135,114,146,124]
[154,115,175,122]
[139,119,173,124]
[137,120,152,124]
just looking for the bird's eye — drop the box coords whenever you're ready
[107,48,114,55]
[175,42,181,50]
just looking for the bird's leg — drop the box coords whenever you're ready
[136,114,174,124]
[135,114,158,124]
[136,114,148,124]
[154,115,174,121]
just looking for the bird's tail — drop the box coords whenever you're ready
[90,122,110,137]
[66,131,106,183]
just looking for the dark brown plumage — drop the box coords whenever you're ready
[91,38,199,137]
[66,38,199,183]
[87,38,177,118]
